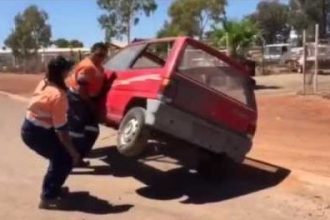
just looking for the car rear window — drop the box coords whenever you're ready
[178,45,255,107]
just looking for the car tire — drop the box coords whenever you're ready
[117,107,149,157]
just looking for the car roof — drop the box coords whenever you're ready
[127,36,190,47]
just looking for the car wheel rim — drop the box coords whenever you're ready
[120,117,139,146]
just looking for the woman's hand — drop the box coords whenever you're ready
[57,130,81,166]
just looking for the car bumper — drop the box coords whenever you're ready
[145,99,252,162]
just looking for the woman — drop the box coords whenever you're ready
[21,56,80,209]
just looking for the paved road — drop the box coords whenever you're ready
[0,94,329,220]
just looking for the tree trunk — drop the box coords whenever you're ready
[23,58,27,73]
[127,11,131,43]
[127,23,131,43]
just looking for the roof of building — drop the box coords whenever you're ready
[0,47,90,54]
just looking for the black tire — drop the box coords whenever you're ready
[117,107,149,157]
[196,149,232,181]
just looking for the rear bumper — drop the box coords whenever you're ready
[145,99,252,162]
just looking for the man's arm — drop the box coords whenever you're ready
[76,75,91,101]
[97,72,117,99]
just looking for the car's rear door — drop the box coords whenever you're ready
[164,39,257,135]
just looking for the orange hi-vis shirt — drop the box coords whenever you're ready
[67,57,105,97]
[26,80,68,130]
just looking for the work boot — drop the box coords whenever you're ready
[39,186,70,209]
[59,186,70,197]
[38,197,62,209]
[74,159,91,168]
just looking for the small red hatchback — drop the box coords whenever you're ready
[100,37,257,168]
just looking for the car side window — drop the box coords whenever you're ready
[131,41,174,69]
[132,56,163,69]
[104,44,145,71]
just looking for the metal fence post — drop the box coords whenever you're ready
[314,24,319,94]
[303,30,307,95]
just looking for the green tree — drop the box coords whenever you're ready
[157,21,184,38]
[69,40,84,48]
[53,38,84,48]
[4,5,51,60]
[209,19,260,58]
[164,0,226,39]
[248,1,289,44]
[53,38,70,48]
[97,0,157,43]
[289,0,330,37]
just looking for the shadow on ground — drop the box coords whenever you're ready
[255,85,282,90]
[76,145,290,205]
[47,191,133,214]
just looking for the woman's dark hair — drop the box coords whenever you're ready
[46,56,73,90]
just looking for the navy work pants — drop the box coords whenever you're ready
[67,91,100,158]
[21,119,73,200]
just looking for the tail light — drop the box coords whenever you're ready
[246,122,257,139]
[161,78,171,87]
[158,78,177,103]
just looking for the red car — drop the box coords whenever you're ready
[101,37,257,172]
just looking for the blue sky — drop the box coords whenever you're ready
[0,0,288,47]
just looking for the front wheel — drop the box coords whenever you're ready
[117,107,149,157]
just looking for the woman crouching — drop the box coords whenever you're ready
[21,56,80,209]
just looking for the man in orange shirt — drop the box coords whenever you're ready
[67,42,109,164]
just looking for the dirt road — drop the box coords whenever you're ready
[255,73,330,95]
[1,72,330,96]
[0,73,330,219]
[0,73,42,96]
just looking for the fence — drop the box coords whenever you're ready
[0,43,122,73]
[0,48,90,73]
[302,25,330,95]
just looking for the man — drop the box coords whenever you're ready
[67,42,108,165]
